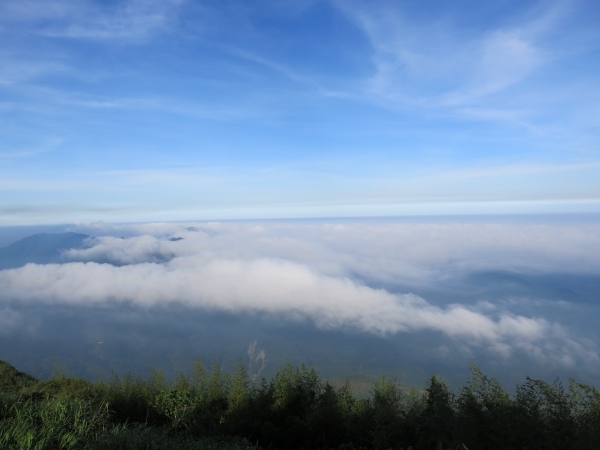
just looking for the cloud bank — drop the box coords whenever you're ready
[1,220,599,366]
[66,221,600,280]
[0,256,549,340]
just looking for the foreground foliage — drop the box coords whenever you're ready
[1,360,599,449]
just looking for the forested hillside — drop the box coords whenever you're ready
[1,359,599,449]
[0,361,38,392]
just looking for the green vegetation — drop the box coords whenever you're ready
[1,360,599,449]
[0,361,38,392]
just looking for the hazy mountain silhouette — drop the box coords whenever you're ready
[0,232,89,269]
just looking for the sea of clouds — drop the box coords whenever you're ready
[1,220,599,371]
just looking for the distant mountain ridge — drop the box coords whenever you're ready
[0,232,89,270]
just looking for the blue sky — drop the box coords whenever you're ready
[1,0,600,225]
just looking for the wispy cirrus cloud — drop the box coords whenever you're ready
[0,0,186,41]
[0,0,187,103]
[334,1,553,102]
[331,0,589,129]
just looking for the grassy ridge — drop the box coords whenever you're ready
[1,360,599,449]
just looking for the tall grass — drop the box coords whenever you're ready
[0,395,109,450]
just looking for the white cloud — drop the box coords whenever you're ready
[0,257,557,352]
[65,221,600,281]
[332,0,570,123]
[441,29,545,106]
[337,2,544,106]
[1,220,599,365]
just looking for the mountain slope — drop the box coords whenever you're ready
[0,360,38,392]
[0,232,89,269]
